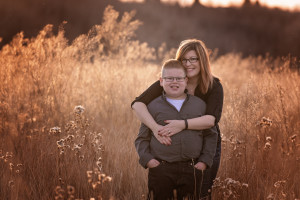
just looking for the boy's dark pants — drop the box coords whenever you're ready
[148,161,204,200]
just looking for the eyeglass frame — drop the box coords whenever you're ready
[162,76,187,82]
[181,57,199,64]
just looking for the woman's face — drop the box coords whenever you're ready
[181,50,200,80]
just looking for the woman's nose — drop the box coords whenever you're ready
[184,61,191,66]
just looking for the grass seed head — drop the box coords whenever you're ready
[8,180,14,187]
[74,105,85,115]
[290,134,297,142]
[266,136,272,142]
[50,127,62,135]
[267,193,274,200]
[67,185,75,195]
[57,139,65,148]
[258,117,273,127]
[264,142,272,150]
[274,180,286,188]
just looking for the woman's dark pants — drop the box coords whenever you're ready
[200,133,222,199]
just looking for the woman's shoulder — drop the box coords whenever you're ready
[131,80,163,107]
[212,76,223,89]
[202,76,223,97]
[213,76,221,83]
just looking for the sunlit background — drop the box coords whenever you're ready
[121,0,300,10]
[1,0,300,58]
[0,0,300,199]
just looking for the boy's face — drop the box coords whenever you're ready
[160,68,187,99]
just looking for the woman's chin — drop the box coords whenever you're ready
[187,74,198,80]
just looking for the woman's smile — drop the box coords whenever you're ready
[182,50,200,79]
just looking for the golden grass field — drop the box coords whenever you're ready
[0,5,299,200]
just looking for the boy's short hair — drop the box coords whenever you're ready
[161,59,187,77]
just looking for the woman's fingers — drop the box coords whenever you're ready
[159,128,173,136]
[159,120,184,136]
[158,127,168,136]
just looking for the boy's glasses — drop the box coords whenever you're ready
[163,76,186,82]
[181,57,199,64]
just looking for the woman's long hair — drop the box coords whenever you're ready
[175,39,213,94]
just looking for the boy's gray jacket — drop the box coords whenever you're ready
[135,93,218,169]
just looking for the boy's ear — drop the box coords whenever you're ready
[159,77,163,86]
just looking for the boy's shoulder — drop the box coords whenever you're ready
[148,95,164,108]
[187,94,206,105]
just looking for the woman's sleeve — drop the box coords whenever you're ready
[205,79,224,124]
[131,80,163,107]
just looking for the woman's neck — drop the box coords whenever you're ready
[188,76,198,87]
[187,77,198,95]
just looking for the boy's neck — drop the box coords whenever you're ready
[165,93,187,100]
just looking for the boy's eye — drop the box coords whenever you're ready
[163,77,186,82]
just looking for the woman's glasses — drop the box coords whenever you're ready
[181,57,199,64]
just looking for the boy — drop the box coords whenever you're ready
[135,59,218,200]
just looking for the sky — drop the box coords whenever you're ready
[121,0,300,10]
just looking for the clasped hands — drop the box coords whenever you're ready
[154,120,185,146]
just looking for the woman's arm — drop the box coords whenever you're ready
[205,78,224,124]
[132,102,172,145]
[159,115,215,137]
[131,80,163,107]
[160,78,223,137]
[186,115,215,129]
[132,102,161,135]
[131,81,171,145]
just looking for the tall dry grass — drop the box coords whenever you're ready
[0,5,299,200]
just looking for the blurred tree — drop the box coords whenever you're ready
[191,0,202,8]
[243,0,251,6]
[255,0,260,6]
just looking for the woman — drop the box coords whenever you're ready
[131,39,224,199]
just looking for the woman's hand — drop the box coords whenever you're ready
[153,124,172,146]
[158,120,185,137]
[132,102,172,145]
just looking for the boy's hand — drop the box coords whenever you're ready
[153,124,172,146]
[159,120,185,137]
[147,159,160,168]
[194,162,207,171]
